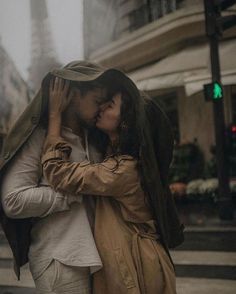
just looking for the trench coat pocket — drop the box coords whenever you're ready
[114,248,136,289]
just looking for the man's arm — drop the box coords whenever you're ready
[1,127,78,219]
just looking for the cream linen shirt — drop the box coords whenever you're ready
[1,126,102,279]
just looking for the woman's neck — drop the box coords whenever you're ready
[108,132,119,146]
[105,132,119,156]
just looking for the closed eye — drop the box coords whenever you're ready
[109,99,115,107]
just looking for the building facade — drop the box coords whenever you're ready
[0,42,30,151]
[84,0,236,160]
[28,0,61,92]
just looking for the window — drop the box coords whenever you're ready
[129,0,182,30]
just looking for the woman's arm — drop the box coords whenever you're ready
[46,77,72,143]
[42,141,139,198]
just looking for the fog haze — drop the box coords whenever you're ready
[0,0,84,80]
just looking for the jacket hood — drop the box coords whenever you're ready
[47,60,141,101]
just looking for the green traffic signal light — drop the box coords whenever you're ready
[204,82,223,101]
[213,82,223,99]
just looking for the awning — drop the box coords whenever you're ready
[128,40,236,96]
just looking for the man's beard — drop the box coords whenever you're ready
[76,113,96,130]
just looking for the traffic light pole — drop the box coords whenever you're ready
[209,35,234,220]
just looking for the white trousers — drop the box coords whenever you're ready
[34,260,91,294]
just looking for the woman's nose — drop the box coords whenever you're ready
[100,102,110,112]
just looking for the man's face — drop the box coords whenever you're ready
[70,87,107,127]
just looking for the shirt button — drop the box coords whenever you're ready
[31,116,38,124]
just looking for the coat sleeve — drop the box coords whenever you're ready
[0,128,79,219]
[42,141,140,198]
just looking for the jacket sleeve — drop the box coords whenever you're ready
[42,141,139,198]
[1,127,78,219]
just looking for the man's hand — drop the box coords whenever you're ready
[49,77,72,116]
[47,77,71,139]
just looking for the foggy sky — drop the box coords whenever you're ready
[0,0,84,80]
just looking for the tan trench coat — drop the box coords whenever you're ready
[42,142,176,294]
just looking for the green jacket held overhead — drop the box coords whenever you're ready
[0,61,125,278]
[0,60,184,279]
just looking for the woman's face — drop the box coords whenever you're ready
[96,92,122,134]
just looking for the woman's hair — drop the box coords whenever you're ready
[106,86,141,158]
[88,86,143,159]
[118,91,141,158]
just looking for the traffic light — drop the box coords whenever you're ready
[204,82,223,101]
[230,124,236,150]
[204,0,236,37]
[226,124,236,151]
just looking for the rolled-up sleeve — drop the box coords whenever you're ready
[1,127,74,219]
[42,141,140,198]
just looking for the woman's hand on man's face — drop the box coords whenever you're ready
[49,77,72,116]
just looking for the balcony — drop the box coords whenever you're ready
[119,0,183,34]
[89,3,236,72]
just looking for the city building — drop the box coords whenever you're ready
[0,41,30,151]
[28,0,61,92]
[0,0,61,151]
[83,4,236,288]
[84,0,236,160]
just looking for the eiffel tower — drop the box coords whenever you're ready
[28,0,61,92]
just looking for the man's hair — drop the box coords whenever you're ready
[70,80,104,96]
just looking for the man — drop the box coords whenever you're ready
[0,61,112,293]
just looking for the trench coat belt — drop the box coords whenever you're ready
[131,228,159,294]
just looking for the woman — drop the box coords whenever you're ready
[41,77,183,294]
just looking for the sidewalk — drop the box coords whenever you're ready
[1,225,236,293]
[177,278,236,294]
